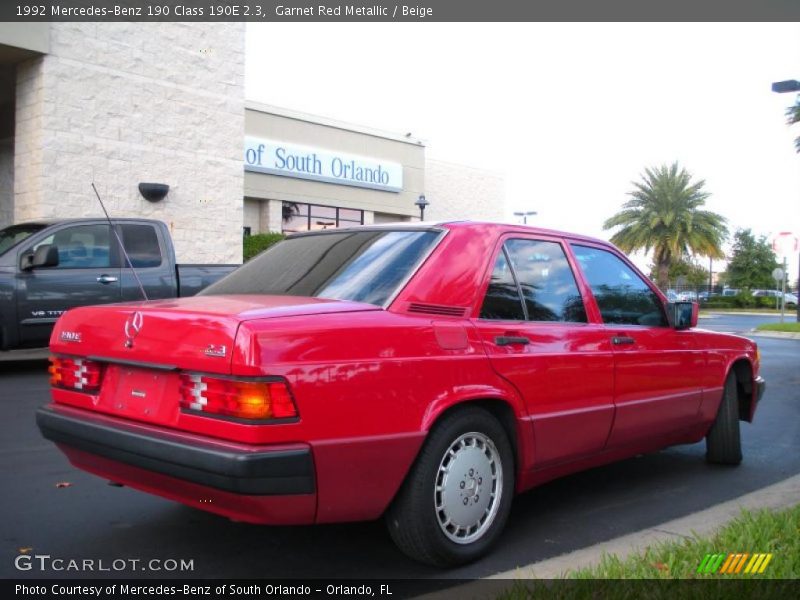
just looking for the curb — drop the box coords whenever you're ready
[747,330,800,341]
[489,473,800,580]
[702,311,791,317]
[0,348,49,362]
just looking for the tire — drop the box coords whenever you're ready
[385,406,515,567]
[706,373,742,465]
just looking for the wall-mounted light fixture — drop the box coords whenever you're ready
[138,182,170,202]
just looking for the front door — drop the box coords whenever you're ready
[17,223,120,346]
[570,243,704,447]
[473,236,615,467]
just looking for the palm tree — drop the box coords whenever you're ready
[787,98,800,152]
[603,163,728,290]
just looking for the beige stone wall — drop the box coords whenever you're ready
[243,197,260,233]
[13,23,245,263]
[423,158,505,223]
[0,140,12,228]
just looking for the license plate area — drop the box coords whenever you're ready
[98,365,177,424]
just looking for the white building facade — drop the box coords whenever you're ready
[0,23,505,263]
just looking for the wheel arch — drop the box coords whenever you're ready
[728,357,756,423]
[431,398,520,467]
[419,394,534,486]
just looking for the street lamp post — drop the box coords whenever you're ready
[771,78,800,322]
[513,210,537,224]
[415,195,429,220]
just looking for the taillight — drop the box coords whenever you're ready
[49,356,104,393]
[178,374,298,421]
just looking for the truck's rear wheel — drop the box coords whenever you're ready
[385,406,514,567]
[706,373,742,465]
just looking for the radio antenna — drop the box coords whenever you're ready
[91,183,149,301]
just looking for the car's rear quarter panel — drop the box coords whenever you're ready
[233,310,529,522]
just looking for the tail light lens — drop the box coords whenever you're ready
[178,374,298,421]
[49,356,104,393]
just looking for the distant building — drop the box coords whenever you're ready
[0,24,505,263]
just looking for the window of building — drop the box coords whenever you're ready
[571,244,667,327]
[281,202,364,233]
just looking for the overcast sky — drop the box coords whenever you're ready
[246,23,800,279]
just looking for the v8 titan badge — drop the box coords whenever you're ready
[124,311,143,349]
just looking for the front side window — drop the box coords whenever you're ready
[201,229,441,307]
[480,239,587,323]
[33,224,111,269]
[571,244,667,327]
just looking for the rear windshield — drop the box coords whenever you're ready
[201,229,442,306]
[0,224,46,256]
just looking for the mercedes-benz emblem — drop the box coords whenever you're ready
[124,311,144,349]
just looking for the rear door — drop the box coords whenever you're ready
[570,243,704,446]
[17,223,120,346]
[472,236,615,467]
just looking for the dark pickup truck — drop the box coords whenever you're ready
[0,218,239,350]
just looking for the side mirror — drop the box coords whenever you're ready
[31,244,59,269]
[671,301,698,330]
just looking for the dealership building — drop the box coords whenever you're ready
[0,23,505,263]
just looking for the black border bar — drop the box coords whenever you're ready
[3,1,800,22]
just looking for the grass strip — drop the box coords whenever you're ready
[755,322,800,333]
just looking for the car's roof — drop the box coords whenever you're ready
[440,220,613,246]
[292,220,614,247]
[12,218,157,227]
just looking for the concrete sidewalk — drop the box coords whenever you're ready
[491,473,800,579]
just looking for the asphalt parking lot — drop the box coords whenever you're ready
[1,314,798,581]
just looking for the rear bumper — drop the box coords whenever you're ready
[36,405,314,496]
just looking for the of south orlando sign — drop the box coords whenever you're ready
[244,137,403,193]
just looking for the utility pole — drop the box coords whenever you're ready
[771,78,800,322]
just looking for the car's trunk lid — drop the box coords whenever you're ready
[49,295,379,427]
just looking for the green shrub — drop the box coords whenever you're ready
[243,232,285,262]
[732,290,754,308]
[756,296,778,309]
[703,299,733,309]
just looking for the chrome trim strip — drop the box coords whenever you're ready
[84,356,179,371]
[21,318,59,325]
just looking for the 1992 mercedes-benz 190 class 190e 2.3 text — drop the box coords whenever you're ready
[37,222,765,567]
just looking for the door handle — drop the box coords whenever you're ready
[495,336,530,346]
[96,275,118,284]
[611,336,636,345]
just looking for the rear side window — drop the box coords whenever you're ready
[119,224,162,268]
[571,244,667,327]
[480,239,587,323]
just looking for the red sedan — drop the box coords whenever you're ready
[37,222,764,566]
